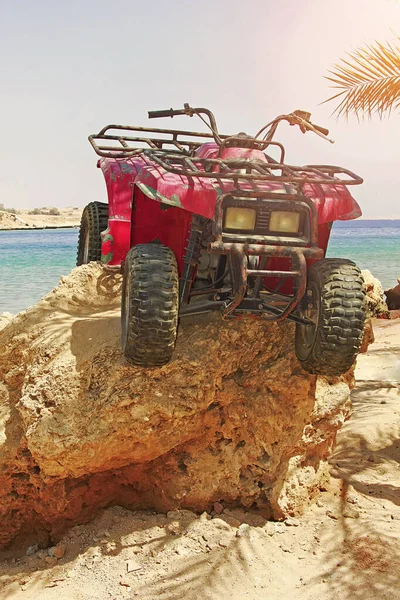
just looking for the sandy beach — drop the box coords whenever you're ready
[0,208,82,230]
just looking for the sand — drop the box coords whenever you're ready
[0,208,82,230]
[0,318,399,600]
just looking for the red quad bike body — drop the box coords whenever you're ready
[78,105,366,375]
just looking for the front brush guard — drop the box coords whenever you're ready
[208,242,324,321]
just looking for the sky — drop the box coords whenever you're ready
[1,0,400,218]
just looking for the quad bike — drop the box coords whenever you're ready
[78,104,366,374]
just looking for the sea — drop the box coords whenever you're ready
[0,220,399,314]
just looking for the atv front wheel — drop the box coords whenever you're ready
[295,259,366,376]
[121,244,179,367]
[77,202,108,265]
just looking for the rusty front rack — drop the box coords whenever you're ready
[89,125,363,187]
[142,151,363,186]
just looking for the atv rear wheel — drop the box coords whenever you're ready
[121,244,179,367]
[295,258,366,376]
[77,202,108,265]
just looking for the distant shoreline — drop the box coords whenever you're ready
[0,208,82,231]
[0,225,79,232]
[357,217,400,221]
[2,218,399,232]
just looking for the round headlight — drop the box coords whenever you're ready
[225,207,256,231]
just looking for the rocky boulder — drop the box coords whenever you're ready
[385,277,400,311]
[361,269,390,318]
[0,265,356,549]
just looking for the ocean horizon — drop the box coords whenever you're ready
[0,220,399,314]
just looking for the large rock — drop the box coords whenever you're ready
[385,277,400,310]
[361,269,390,318]
[0,265,354,549]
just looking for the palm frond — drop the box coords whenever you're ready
[324,37,400,118]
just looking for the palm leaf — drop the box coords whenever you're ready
[324,37,400,118]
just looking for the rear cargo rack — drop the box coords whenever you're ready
[89,125,363,187]
[89,124,228,156]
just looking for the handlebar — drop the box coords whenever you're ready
[255,110,333,144]
[147,104,222,144]
[148,108,187,119]
[312,124,330,137]
[147,104,333,146]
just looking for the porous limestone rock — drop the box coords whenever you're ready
[0,312,14,332]
[0,264,355,548]
[361,269,389,318]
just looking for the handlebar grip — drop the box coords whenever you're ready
[312,124,330,136]
[148,108,185,119]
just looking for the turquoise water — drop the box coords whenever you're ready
[0,221,399,314]
[327,220,400,292]
[0,229,79,314]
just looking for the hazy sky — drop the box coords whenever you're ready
[1,0,400,217]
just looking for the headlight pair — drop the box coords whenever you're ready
[224,207,300,234]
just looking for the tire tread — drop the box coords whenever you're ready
[121,244,179,367]
[77,202,108,265]
[296,258,366,376]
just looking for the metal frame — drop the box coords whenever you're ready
[89,126,363,187]
[145,151,362,186]
[89,125,226,157]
